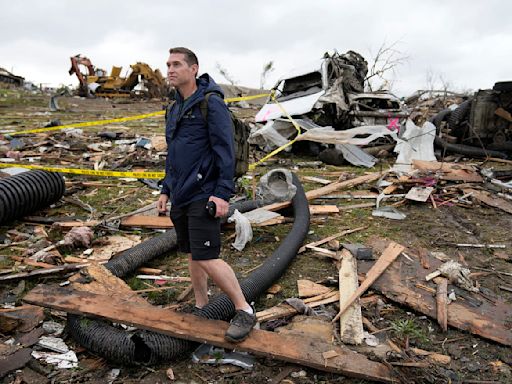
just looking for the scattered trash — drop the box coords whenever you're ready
[37,336,69,353]
[363,331,379,347]
[31,350,78,369]
[192,343,255,369]
[228,209,253,251]
[372,206,407,220]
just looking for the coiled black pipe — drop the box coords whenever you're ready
[0,170,65,225]
[67,174,309,364]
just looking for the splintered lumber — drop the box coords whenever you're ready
[24,285,394,382]
[363,237,512,346]
[309,205,339,215]
[303,176,332,185]
[463,188,512,215]
[338,249,364,345]
[257,291,339,322]
[70,263,150,306]
[333,241,405,322]
[412,160,483,182]
[120,215,173,229]
[297,279,331,298]
[298,226,367,253]
[434,277,448,332]
[262,172,384,212]
[0,305,45,333]
[0,263,88,282]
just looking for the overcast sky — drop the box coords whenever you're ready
[1,0,510,97]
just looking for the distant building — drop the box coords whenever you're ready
[0,67,24,86]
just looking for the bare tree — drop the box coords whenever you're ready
[259,61,274,89]
[215,62,237,86]
[365,41,408,92]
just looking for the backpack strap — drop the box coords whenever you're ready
[199,92,224,122]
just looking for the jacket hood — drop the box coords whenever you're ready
[197,73,224,99]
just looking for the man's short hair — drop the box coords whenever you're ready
[169,47,198,67]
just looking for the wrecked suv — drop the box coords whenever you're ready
[250,51,408,152]
[432,81,512,158]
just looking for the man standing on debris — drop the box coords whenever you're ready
[157,47,256,343]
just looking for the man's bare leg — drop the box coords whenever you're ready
[196,259,249,310]
[188,255,209,308]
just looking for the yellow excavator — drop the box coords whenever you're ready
[69,54,169,98]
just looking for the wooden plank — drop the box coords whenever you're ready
[333,241,405,322]
[434,277,448,332]
[463,188,512,215]
[257,291,340,322]
[363,237,512,346]
[0,263,88,282]
[297,279,331,298]
[338,249,364,345]
[412,160,483,182]
[120,215,174,229]
[303,176,332,185]
[309,205,339,214]
[52,221,100,229]
[24,285,394,382]
[299,226,366,253]
[261,172,384,213]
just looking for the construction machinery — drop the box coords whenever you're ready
[69,54,169,98]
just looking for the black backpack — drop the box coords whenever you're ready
[165,93,250,177]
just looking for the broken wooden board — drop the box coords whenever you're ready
[309,205,339,215]
[338,249,364,345]
[70,263,150,306]
[257,290,340,322]
[333,241,405,322]
[303,176,332,185]
[0,263,88,282]
[0,348,32,378]
[120,215,174,229]
[24,285,394,382]
[0,305,44,333]
[363,237,512,346]
[275,315,333,344]
[297,280,331,298]
[434,277,448,332]
[463,188,512,215]
[298,226,366,253]
[261,172,384,212]
[412,160,483,182]
[87,235,141,261]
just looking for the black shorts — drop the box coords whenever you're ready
[170,199,221,261]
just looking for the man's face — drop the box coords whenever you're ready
[166,53,198,88]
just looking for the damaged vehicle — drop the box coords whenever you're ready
[249,50,408,155]
[431,81,512,158]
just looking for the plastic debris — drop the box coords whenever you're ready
[257,168,297,202]
[37,336,69,353]
[372,206,407,220]
[227,209,253,251]
[31,350,78,369]
[192,343,254,369]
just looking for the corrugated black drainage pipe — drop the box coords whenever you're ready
[0,170,65,225]
[67,173,309,364]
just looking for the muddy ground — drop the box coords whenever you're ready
[0,88,511,383]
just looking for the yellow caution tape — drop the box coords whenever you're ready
[248,91,302,170]
[0,163,164,179]
[9,93,270,136]
[225,93,270,103]
[10,111,166,136]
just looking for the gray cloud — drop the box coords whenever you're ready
[1,0,510,96]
